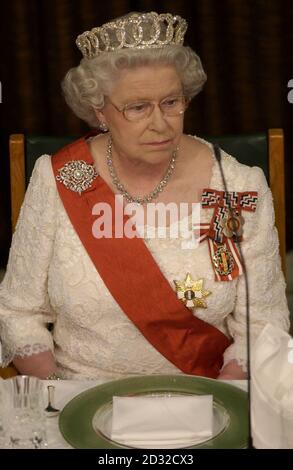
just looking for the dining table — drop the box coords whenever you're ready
[44,377,248,449]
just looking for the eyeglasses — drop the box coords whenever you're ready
[107,95,189,122]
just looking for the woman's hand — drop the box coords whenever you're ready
[13,350,57,379]
[217,359,247,380]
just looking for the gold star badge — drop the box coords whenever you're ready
[174,273,211,309]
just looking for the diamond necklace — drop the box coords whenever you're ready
[106,135,178,205]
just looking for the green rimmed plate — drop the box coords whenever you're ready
[59,375,248,449]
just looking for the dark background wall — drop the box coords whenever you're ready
[1,0,293,266]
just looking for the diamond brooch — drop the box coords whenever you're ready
[56,160,98,195]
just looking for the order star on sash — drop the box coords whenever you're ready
[174,273,211,309]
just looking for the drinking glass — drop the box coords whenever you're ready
[5,375,47,449]
[0,378,9,448]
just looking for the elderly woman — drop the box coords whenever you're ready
[0,12,290,381]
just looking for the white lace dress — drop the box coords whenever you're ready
[0,140,290,379]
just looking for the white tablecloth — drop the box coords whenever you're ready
[44,378,247,449]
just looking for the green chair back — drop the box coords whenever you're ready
[25,135,76,185]
[205,133,268,180]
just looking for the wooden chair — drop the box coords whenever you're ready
[0,129,287,378]
[0,365,19,378]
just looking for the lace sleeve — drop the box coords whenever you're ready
[0,155,57,366]
[223,167,290,371]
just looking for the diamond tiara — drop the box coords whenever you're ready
[76,12,188,59]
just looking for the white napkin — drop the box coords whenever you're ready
[251,323,293,449]
[110,394,213,448]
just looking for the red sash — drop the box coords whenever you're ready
[51,137,231,378]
